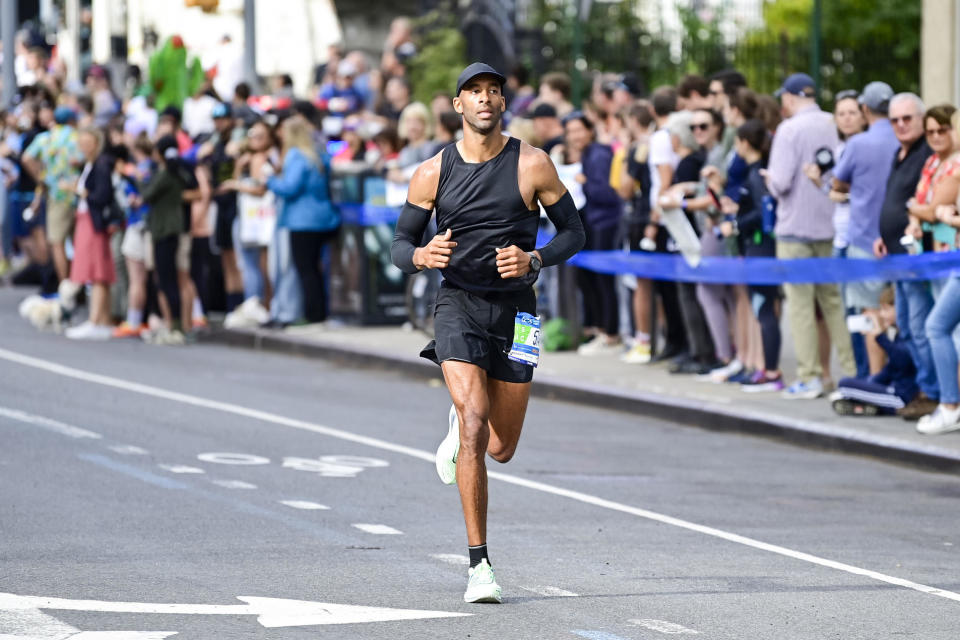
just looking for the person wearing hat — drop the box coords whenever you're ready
[766,72,856,398]
[391,62,585,604]
[22,106,82,284]
[828,81,899,374]
[317,59,364,118]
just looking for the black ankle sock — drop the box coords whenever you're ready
[468,544,489,568]
[226,292,244,313]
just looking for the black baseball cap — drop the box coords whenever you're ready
[455,62,506,96]
[530,103,558,119]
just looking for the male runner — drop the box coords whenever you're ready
[391,62,585,603]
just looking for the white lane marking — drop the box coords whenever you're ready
[0,605,78,637]
[319,455,389,468]
[279,500,330,510]
[2,347,958,605]
[0,604,176,639]
[70,633,177,639]
[157,465,205,474]
[197,453,270,466]
[518,585,578,597]
[430,554,470,566]
[211,480,257,490]
[352,524,403,535]
[629,619,700,634]
[108,445,149,456]
[0,406,101,440]
[282,457,365,477]
[0,592,468,629]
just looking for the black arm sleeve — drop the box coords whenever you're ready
[391,201,432,274]
[538,191,586,267]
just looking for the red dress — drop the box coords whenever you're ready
[69,166,115,285]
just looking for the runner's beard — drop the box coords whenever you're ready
[464,108,502,135]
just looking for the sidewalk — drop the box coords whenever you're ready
[206,323,960,474]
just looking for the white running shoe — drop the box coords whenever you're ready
[577,335,621,356]
[705,358,743,383]
[435,404,459,485]
[620,342,651,364]
[464,559,502,603]
[917,405,960,435]
[65,321,112,340]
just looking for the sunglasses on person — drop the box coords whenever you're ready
[890,115,915,125]
[926,125,952,137]
[690,123,711,132]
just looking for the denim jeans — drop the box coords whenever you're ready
[268,227,303,323]
[925,276,960,404]
[895,280,938,399]
[232,214,266,301]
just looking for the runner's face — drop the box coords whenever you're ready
[455,76,505,135]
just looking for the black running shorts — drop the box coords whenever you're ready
[421,283,537,384]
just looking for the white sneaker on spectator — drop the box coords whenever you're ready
[620,342,652,364]
[700,359,743,383]
[917,405,960,435]
[577,335,621,356]
[65,321,112,341]
[781,377,824,400]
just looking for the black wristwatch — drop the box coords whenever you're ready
[527,252,542,274]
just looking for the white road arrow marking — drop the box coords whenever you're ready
[629,619,700,634]
[352,524,403,535]
[0,604,176,639]
[279,500,330,510]
[0,593,469,629]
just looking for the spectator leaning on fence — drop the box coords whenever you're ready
[766,72,855,399]
[874,93,937,420]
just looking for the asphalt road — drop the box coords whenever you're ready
[1,287,959,639]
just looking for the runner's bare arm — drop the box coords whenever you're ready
[528,146,585,267]
[498,145,585,278]
[391,153,457,273]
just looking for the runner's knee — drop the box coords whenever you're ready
[487,444,515,463]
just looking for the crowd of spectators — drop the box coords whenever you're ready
[5,18,960,435]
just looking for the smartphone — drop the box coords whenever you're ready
[846,314,876,334]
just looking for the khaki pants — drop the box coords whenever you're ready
[777,239,856,382]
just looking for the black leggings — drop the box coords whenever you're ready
[677,281,715,361]
[190,237,213,313]
[153,235,181,321]
[290,229,338,323]
[749,284,781,372]
[576,223,619,335]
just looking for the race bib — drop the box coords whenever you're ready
[507,312,541,368]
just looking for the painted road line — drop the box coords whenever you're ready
[157,464,205,474]
[572,631,631,640]
[4,346,959,606]
[78,454,190,491]
[0,406,101,439]
[431,554,470,566]
[197,453,270,465]
[109,445,149,456]
[352,524,403,535]
[280,500,331,510]
[0,600,177,639]
[519,585,578,597]
[629,619,700,634]
[0,592,469,629]
[211,480,257,490]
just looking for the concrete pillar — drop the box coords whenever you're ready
[921,0,960,106]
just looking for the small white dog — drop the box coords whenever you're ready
[18,280,83,332]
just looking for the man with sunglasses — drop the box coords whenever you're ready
[874,92,937,419]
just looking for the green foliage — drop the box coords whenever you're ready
[407,11,467,105]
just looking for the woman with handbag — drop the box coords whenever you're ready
[65,127,118,340]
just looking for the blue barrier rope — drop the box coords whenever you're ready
[567,250,960,284]
[339,205,960,284]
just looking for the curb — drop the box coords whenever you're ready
[203,328,960,475]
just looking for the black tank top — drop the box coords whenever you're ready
[434,136,539,293]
